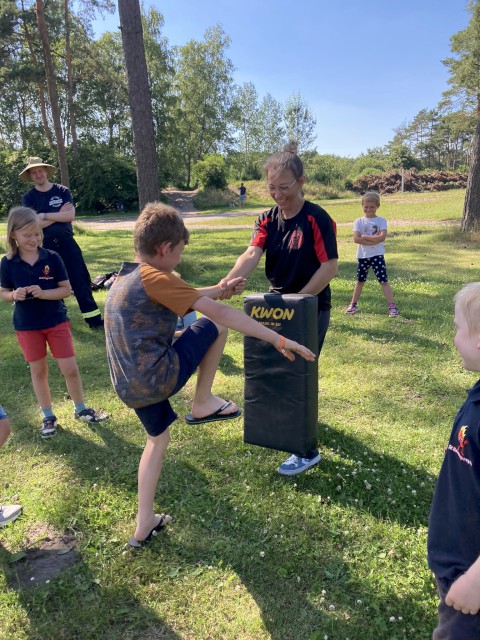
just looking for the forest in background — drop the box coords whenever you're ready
[0,0,477,214]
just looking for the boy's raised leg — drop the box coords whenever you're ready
[190,324,239,419]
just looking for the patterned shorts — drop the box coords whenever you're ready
[357,256,388,283]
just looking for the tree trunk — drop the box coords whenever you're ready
[35,0,69,186]
[64,0,78,162]
[20,13,54,150]
[118,0,160,209]
[461,108,480,233]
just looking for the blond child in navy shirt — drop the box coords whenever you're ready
[0,207,107,438]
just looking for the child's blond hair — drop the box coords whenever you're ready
[455,283,480,334]
[134,202,189,257]
[6,207,42,259]
[362,191,380,207]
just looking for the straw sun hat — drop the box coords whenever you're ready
[19,157,56,182]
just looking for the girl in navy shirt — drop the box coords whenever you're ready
[0,207,107,438]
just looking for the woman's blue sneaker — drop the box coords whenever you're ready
[277,450,321,476]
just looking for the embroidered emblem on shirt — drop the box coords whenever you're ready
[288,229,304,250]
[447,425,472,466]
[39,264,54,280]
[49,196,63,208]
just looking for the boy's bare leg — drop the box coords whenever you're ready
[29,357,52,407]
[0,418,11,448]
[191,323,239,419]
[56,356,85,403]
[381,282,396,305]
[135,428,171,540]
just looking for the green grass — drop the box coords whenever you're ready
[0,188,477,639]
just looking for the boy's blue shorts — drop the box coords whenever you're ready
[134,317,219,436]
[0,405,7,420]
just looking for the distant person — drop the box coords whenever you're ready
[345,191,398,317]
[239,183,247,206]
[0,406,22,527]
[104,202,315,548]
[20,157,103,329]
[221,141,338,476]
[0,207,108,438]
[428,282,480,638]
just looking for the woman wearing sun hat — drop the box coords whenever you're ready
[20,157,103,329]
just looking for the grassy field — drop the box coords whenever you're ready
[0,189,477,639]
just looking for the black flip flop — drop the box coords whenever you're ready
[127,513,174,550]
[185,401,242,425]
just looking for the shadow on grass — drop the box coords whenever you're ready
[3,409,437,639]
[0,541,180,640]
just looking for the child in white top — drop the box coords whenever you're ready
[346,191,398,317]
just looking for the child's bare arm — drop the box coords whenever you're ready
[1,287,28,302]
[360,229,387,245]
[445,555,480,614]
[192,296,316,362]
[197,277,246,301]
[355,230,387,245]
[27,280,72,300]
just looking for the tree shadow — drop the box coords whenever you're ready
[0,534,180,640]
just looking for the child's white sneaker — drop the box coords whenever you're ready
[0,504,22,526]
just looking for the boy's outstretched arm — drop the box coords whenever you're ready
[196,277,246,301]
[192,296,316,362]
[445,555,480,614]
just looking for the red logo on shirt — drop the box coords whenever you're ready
[39,265,54,281]
[447,425,472,466]
[288,229,304,250]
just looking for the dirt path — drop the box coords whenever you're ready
[76,188,263,231]
[76,190,460,232]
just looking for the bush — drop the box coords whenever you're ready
[193,154,228,190]
[0,147,54,217]
[351,169,468,195]
[192,186,238,210]
[69,144,138,213]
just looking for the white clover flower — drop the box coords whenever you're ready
[389,616,396,622]
[329,604,335,611]
[259,551,265,558]
[356,599,362,604]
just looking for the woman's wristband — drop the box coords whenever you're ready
[44,212,49,221]
[277,336,287,354]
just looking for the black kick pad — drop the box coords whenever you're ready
[243,293,319,456]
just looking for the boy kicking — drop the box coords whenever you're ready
[428,283,480,638]
[104,203,315,549]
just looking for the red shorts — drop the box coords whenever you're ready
[16,321,75,363]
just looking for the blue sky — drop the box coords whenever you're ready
[93,0,470,158]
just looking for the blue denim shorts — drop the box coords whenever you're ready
[134,317,219,436]
[0,405,7,420]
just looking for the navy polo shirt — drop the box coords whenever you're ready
[22,184,74,240]
[0,248,69,331]
[428,378,480,582]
